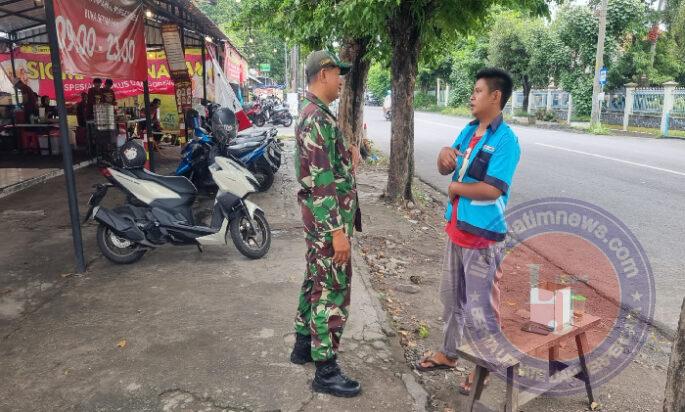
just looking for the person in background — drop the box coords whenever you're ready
[141,98,163,150]
[76,92,88,127]
[102,79,116,106]
[39,95,57,119]
[86,78,103,121]
[13,78,38,118]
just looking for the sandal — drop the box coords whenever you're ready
[414,351,457,372]
[458,372,490,395]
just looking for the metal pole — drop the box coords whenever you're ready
[9,40,19,104]
[284,45,288,90]
[649,0,664,67]
[44,0,86,273]
[143,80,155,172]
[201,41,207,101]
[590,0,608,127]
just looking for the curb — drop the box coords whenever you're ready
[0,159,95,199]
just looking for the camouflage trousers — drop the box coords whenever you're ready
[294,234,352,362]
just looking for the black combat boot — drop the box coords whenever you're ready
[290,333,313,365]
[311,359,361,397]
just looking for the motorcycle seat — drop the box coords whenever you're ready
[226,141,262,157]
[130,169,197,194]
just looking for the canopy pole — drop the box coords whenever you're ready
[44,0,86,273]
[143,80,155,172]
[201,41,207,101]
[9,40,19,105]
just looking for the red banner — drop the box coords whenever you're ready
[0,46,214,103]
[53,0,147,81]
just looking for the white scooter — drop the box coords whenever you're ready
[85,141,271,264]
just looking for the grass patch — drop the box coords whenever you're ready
[604,124,685,139]
[589,124,612,135]
[411,185,432,208]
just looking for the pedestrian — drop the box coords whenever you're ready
[75,92,88,127]
[289,50,363,398]
[140,98,162,150]
[86,78,103,121]
[102,79,116,106]
[415,68,521,395]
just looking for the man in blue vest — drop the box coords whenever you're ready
[415,68,521,395]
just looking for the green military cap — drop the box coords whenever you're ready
[305,50,351,79]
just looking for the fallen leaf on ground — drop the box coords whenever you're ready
[117,339,127,349]
[590,401,600,410]
[60,273,73,278]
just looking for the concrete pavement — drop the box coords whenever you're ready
[0,143,420,411]
[364,106,685,333]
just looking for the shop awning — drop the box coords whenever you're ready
[0,0,229,45]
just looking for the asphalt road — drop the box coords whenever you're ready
[364,105,685,332]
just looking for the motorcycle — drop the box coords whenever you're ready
[85,140,271,264]
[243,102,266,127]
[267,103,293,127]
[175,108,281,192]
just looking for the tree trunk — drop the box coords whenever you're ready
[663,298,685,412]
[522,75,531,114]
[338,38,371,147]
[385,2,421,203]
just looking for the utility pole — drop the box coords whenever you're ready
[591,0,609,127]
[649,0,664,67]
[290,45,299,92]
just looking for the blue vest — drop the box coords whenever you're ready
[444,115,521,241]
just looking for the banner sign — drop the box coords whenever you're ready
[53,0,147,81]
[0,46,214,103]
[224,42,247,85]
[161,24,192,114]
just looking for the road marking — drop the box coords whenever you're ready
[534,143,685,177]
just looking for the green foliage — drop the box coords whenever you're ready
[448,36,488,106]
[535,109,558,122]
[560,71,594,116]
[200,0,287,83]
[413,92,435,109]
[589,123,612,135]
[367,63,391,102]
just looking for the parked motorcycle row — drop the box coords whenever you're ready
[85,102,286,265]
[243,97,294,128]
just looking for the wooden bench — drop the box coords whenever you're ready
[456,314,601,412]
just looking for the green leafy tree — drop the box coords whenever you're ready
[367,62,391,103]
[448,36,489,106]
[200,1,286,83]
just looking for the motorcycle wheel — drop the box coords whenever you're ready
[282,114,293,127]
[229,210,271,259]
[250,161,275,192]
[254,114,265,127]
[96,222,147,264]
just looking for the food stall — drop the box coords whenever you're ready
[0,0,234,273]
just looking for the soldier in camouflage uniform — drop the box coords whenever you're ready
[289,50,362,398]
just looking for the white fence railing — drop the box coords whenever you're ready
[504,81,683,134]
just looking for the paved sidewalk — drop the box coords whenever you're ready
[0,144,421,411]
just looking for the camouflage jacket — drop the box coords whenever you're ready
[296,92,357,238]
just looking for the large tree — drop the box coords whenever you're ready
[226,0,375,148]
[377,0,550,202]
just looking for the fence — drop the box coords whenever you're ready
[505,81,683,135]
[506,89,573,123]
[602,82,683,134]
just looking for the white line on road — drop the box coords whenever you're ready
[534,143,685,177]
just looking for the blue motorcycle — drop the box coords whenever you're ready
[175,108,281,192]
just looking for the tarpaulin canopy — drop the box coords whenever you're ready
[0,0,242,274]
